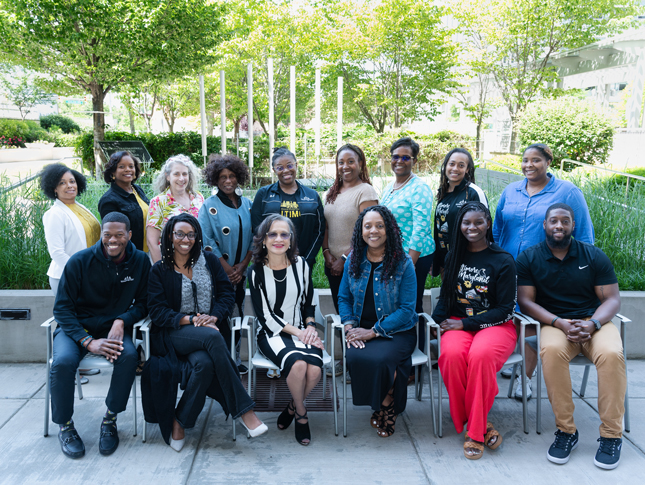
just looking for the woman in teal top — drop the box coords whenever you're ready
[381,137,435,316]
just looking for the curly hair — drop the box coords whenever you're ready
[348,205,405,286]
[152,154,201,195]
[160,213,203,270]
[203,153,249,187]
[523,143,553,163]
[325,144,372,204]
[436,148,476,202]
[441,201,493,314]
[251,214,299,266]
[40,163,87,200]
[390,136,420,159]
[102,151,143,184]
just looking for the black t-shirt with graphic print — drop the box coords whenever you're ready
[278,187,303,241]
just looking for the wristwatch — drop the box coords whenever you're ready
[189,315,194,325]
[590,318,602,331]
[341,254,348,261]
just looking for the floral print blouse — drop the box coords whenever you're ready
[146,187,204,231]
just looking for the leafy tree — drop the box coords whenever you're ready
[453,0,639,152]
[0,67,52,121]
[156,79,197,134]
[0,0,226,174]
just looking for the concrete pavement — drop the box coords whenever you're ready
[0,361,643,485]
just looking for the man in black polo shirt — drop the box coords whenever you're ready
[517,203,624,470]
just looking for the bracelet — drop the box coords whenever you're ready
[79,335,91,347]
[550,317,559,327]
[84,338,93,349]
[322,248,330,253]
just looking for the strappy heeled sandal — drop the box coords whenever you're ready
[277,400,295,430]
[294,410,311,446]
[376,401,397,438]
[464,432,484,460]
[370,409,384,429]
[484,421,503,450]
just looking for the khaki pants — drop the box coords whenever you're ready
[540,322,626,438]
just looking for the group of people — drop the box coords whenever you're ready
[40,138,626,470]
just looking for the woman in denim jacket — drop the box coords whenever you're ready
[338,205,417,438]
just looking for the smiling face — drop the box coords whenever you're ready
[273,155,297,187]
[54,171,78,205]
[114,155,136,187]
[391,146,415,179]
[337,149,361,185]
[264,220,292,257]
[362,210,387,252]
[544,208,574,249]
[445,152,469,186]
[522,148,550,184]
[101,222,131,260]
[460,210,490,247]
[217,168,238,196]
[172,221,196,257]
[166,162,189,195]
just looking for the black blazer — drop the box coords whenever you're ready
[98,183,150,251]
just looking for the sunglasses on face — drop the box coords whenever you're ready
[391,155,413,162]
[267,232,291,240]
[274,163,296,173]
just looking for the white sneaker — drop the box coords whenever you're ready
[500,366,515,378]
[267,368,281,379]
[514,376,532,401]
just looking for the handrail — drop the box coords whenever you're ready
[0,157,82,195]
[474,159,523,175]
[560,158,644,197]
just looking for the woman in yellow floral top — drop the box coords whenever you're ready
[147,155,204,263]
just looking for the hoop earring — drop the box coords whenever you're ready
[213,186,219,195]
[235,186,243,197]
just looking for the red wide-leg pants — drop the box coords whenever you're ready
[438,320,516,442]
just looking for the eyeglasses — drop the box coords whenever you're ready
[267,232,291,240]
[391,155,413,162]
[173,231,196,240]
[274,163,296,173]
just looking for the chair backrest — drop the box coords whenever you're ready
[430,287,441,313]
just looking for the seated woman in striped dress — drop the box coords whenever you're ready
[248,214,325,446]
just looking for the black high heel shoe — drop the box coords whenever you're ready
[277,400,295,430]
[294,410,311,446]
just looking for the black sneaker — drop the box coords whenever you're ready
[99,420,119,456]
[58,426,85,459]
[594,437,622,470]
[547,429,579,464]
[238,364,248,375]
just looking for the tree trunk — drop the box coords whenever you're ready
[128,110,135,134]
[91,83,106,179]
[509,116,518,154]
[476,118,483,160]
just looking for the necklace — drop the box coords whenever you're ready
[272,268,288,283]
[392,173,413,192]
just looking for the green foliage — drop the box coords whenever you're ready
[39,114,80,134]
[0,118,51,143]
[518,97,615,165]
[0,66,52,121]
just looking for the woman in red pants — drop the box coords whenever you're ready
[431,201,517,460]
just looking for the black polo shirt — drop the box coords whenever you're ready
[516,239,617,319]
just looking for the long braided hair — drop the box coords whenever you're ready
[348,205,405,285]
[441,201,493,313]
[160,213,203,270]
[436,148,476,202]
[325,144,372,204]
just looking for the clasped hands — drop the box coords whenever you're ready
[225,262,246,285]
[438,318,464,334]
[344,324,377,349]
[558,318,595,343]
[299,324,324,349]
[324,253,344,277]
[192,313,219,330]
[87,319,125,363]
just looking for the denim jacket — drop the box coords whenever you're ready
[338,250,417,338]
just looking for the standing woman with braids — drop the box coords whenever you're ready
[431,202,517,460]
[145,213,266,452]
[338,206,417,438]
[322,144,378,312]
[433,148,487,278]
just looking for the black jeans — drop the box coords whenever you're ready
[50,327,137,424]
[168,324,255,427]
[324,264,343,314]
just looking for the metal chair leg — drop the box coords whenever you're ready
[44,360,51,437]
[132,379,138,437]
[76,369,83,399]
[427,362,436,437]
[507,363,518,398]
[580,365,591,397]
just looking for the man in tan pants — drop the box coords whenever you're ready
[516,203,625,470]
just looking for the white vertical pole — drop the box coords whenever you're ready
[199,75,207,165]
[268,58,275,160]
[337,76,343,150]
[220,70,226,154]
[290,65,296,155]
[247,62,254,185]
[315,68,321,160]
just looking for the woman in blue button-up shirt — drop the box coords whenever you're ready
[338,205,417,438]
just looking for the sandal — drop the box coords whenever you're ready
[294,410,311,446]
[277,400,296,430]
[370,409,384,429]
[376,400,397,438]
[464,432,484,460]
[484,421,503,450]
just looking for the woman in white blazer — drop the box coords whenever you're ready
[41,164,100,295]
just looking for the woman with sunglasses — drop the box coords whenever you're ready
[250,147,325,270]
[146,213,267,452]
[248,214,325,446]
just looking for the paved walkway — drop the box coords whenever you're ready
[0,361,643,485]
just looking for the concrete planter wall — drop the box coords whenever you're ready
[1,289,643,363]
[0,146,75,163]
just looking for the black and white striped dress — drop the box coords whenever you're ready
[248,256,323,376]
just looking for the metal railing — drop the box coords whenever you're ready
[560,158,645,197]
[474,159,523,175]
[0,157,82,195]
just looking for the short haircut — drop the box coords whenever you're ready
[203,153,250,187]
[523,143,553,163]
[390,137,420,159]
[545,203,574,221]
[40,163,87,200]
[101,211,131,232]
[271,147,297,168]
[103,151,143,184]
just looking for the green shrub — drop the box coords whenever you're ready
[518,97,614,165]
[39,114,81,134]
[0,119,29,139]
